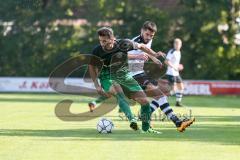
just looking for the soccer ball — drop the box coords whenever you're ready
[97,118,114,133]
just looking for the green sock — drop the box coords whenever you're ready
[94,96,109,104]
[118,108,123,113]
[141,103,151,131]
[115,93,134,121]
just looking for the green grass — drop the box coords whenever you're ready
[0,93,240,160]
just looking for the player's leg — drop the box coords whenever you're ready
[111,84,136,121]
[144,81,194,132]
[149,93,194,131]
[100,78,134,121]
[132,73,171,118]
[166,75,183,106]
[132,73,165,130]
[112,84,138,130]
[145,84,181,129]
[166,75,176,95]
[175,76,184,107]
[130,90,161,134]
[114,92,137,130]
[100,78,138,130]
[115,73,161,133]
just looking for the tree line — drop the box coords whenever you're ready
[0,0,239,79]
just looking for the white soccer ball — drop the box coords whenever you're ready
[97,118,114,133]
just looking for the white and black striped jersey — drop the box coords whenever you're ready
[128,35,152,76]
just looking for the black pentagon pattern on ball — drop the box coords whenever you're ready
[97,118,114,133]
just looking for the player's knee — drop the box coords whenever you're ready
[173,84,178,91]
[132,96,148,104]
[181,83,184,89]
[177,83,184,90]
[136,98,149,105]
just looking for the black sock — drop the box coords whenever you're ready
[170,115,182,127]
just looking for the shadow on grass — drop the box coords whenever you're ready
[0,124,239,145]
[115,115,240,123]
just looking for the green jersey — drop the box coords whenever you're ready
[91,39,138,79]
[90,39,142,93]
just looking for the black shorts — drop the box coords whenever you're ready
[122,73,169,98]
[133,72,158,90]
[166,75,183,85]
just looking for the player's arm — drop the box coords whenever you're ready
[128,53,142,59]
[164,50,179,71]
[164,60,178,71]
[128,53,149,61]
[120,39,161,64]
[165,60,184,71]
[88,64,100,88]
[164,58,184,71]
[88,65,110,97]
[88,47,110,97]
[137,43,157,57]
[137,43,165,58]
[136,43,163,65]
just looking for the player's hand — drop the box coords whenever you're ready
[156,51,166,58]
[178,64,184,71]
[142,53,149,61]
[158,63,164,69]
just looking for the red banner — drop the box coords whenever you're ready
[0,78,240,95]
[184,80,240,95]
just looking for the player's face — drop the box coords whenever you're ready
[174,40,182,51]
[141,29,155,44]
[99,36,115,50]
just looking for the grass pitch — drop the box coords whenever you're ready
[0,93,240,160]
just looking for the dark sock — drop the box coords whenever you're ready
[170,115,182,127]
[141,103,151,131]
[151,96,182,127]
[115,93,134,121]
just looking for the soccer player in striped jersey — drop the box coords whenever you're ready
[165,38,185,107]
[127,21,194,132]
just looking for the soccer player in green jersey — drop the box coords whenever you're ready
[89,27,162,133]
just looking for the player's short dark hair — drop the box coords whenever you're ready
[142,21,157,32]
[97,27,114,38]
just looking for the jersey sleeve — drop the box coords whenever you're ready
[166,49,173,60]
